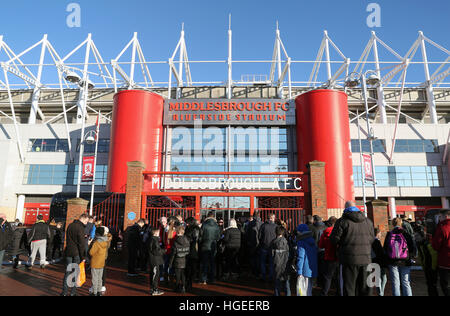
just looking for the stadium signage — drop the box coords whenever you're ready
[163,99,296,126]
[148,176,303,191]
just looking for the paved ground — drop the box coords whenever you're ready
[0,253,439,296]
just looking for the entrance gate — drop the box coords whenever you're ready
[141,171,306,232]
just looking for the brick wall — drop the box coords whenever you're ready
[308,161,328,220]
[65,198,88,231]
[366,199,389,244]
[123,161,146,231]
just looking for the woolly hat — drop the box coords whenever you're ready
[296,224,310,233]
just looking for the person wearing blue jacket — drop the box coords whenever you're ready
[296,224,318,296]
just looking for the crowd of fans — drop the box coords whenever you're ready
[0,202,448,297]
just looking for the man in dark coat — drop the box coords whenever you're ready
[11,223,29,269]
[61,213,89,296]
[330,201,375,296]
[126,218,145,276]
[258,214,277,282]
[184,217,200,291]
[271,225,290,296]
[246,212,262,277]
[169,226,190,293]
[0,214,13,269]
[199,212,220,284]
[148,226,165,296]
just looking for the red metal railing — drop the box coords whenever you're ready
[144,207,196,228]
[92,192,124,233]
[257,208,306,233]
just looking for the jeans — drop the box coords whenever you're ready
[200,250,216,283]
[248,247,259,277]
[321,260,339,296]
[0,250,5,267]
[150,264,160,291]
[30,239,47,266]
[274,277,291,296]
[62,256,81,296]
[389,265,412,296]
[259,248,274,280]
[91,268,104,295]
[225,248,240,275]
[376,268,388,296]
[341,264,370,296]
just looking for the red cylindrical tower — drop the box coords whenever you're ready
[295,89,354,210]
[107,90,164,193]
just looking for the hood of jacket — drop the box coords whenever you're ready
[296,224,314,242]
[94,237,109,249]
[203,218,217,227]
[322,226,334,238]
[343,208,366,223]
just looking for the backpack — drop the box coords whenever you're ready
[387,232,409,260]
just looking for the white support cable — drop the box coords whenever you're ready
[419,31,439,124]
[56,68,74,163]
[389,62,409,162]
[2,67,24,163]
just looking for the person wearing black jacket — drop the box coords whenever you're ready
[372,228,388,296]
[258,214,277,282]
[126,219,145,276]
[271,225,290,296]
[223,219,241,279]
[51,222,64,260]
[184,217,200,291]
[199,212,220,284]
[0,214,13,269]
[246,212,262,277]
[28,215,51,268]
[11,223,30,269]
[330,202,375,296]
[148,227,165,296]
[61,214,89,296]
[169,226,190,293]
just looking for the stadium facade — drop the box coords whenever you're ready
[0,29,449,225]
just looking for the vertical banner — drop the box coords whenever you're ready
[363,154,373,182]
[82,156,95,182]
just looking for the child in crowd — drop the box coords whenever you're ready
[89,226,109,296]
[148,227,165,296]
[271,225,290,296]
[372,227,388,296]
[296,224,318,296]
[169,225,190,293]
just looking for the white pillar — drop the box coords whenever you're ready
[441,196,449,209]
[388,197,397,219]
[15,195,25,222]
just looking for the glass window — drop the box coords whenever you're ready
[56,139,69,152]
[353,165,442,187]
[351,139,385,153]
[394,139,439,153]
[28,139,69,152]
[23,164,107,186]
[77,139,110,153]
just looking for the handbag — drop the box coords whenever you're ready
[77,261,86,287]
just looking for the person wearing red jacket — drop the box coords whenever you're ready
[319,216,338,296]
[432,209,450,296]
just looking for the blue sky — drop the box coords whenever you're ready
[0,0,449,85]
